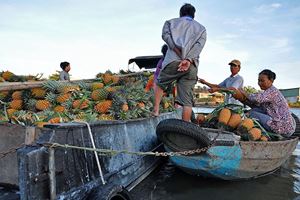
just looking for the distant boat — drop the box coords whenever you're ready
[156,119,298,180]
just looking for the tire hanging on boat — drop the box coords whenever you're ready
[87,184,132,200]
[156,119,236,152]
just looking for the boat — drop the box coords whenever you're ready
[0,111,180,200]
[156,118,299,180]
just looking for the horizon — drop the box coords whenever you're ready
[1,0,299,90]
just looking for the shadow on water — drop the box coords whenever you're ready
[131,152,300,200]
[0,186,19,200]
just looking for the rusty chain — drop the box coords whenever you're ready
[154,130,220,157]
[1,129,222,159]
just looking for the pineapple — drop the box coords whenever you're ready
[237,118,255,135]
[48,117,61,124]
[42,80,61,92]
[111,75,120,84]
[36,100,51,111]
[6,108,18,118]
[78,81,91,91]
[227,113,242,130]
[12,91,23,100]
[0,91,9,100]
[56,93,72,104]
[54,105,66,113]
[91,88,109,101]
[72,99,90,109]
[26,98,37,111]
[248,128,262,141]
[98,114,115,120]
[45,92,57,104]
[122,104,129,112]
[60,84,80,94]
[137,102,145,109]
[31,87,46,99]
[2,71,15,81]
[9,100,23,110]
[103,73,112,85]
[91,82,104,90]
[94,100,113,114]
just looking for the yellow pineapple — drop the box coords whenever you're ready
[98,114,115,120]
[6,108,18,118]
[2,71,15,81]
[48,117,61,124]
[94,100,113,114]
[56,93,72,104]
[60,85,80,93]
[35,100,51,111]
[0,91,9,100]
[106,87,117,93]
[91,82,104,90]
[72,99,90,109]
[111,75,120,84]
[9,100,23,110]
[122,104,129,112]
[12,91,23,100]
[91,89,109,101]
[54,105,66,113]
[31,88,46,99]
[103,73,112,85]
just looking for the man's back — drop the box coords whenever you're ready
[162,16,206,68]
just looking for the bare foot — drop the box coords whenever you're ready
[152,111,159,117]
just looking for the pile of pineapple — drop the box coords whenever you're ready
[0,70,44,82]
[0,71,175,127]
[196,105,270,141]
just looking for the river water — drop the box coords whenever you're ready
[1,109,300,200]
[131,108,300,200]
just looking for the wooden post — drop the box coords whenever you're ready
[0,72,144,91]
[49,147,56,200]
[25,126,36,145]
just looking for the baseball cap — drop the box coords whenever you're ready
[228,59,241,66]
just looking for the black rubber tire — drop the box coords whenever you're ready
[156,118,211,152]
[87,184,132,200]
[292,112,300,134]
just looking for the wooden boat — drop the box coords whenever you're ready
[0,112,180,200]
[156,118,299,180]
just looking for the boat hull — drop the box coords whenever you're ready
[16,111,179,200]
[166,137,298,180]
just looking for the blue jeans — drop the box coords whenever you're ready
[249,107,272,132]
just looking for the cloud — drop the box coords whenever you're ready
[255,3,282,13]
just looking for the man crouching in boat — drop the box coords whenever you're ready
[235,69,296,136]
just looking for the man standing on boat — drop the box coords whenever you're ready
[153,3,207,121]
[199,59,244,105]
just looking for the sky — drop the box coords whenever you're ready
[0,0,300,89]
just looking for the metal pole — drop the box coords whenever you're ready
[49,147,56,200]
[74,121,106,185]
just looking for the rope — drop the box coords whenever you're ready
[43,142,213,157]
[73,120,106,185]
[0,143,25,159]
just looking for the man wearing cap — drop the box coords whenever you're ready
[199,59,244,105]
